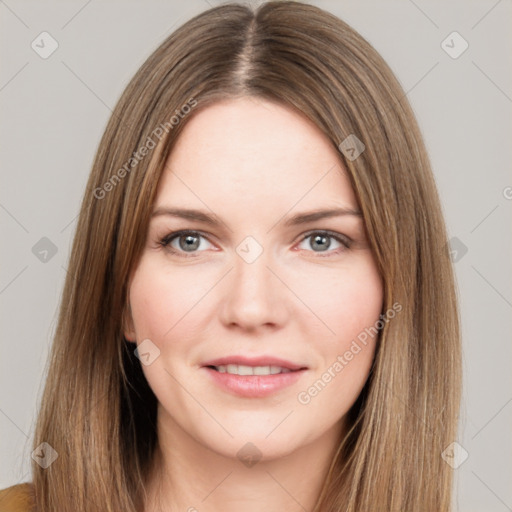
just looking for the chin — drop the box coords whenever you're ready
[197,419,318,464]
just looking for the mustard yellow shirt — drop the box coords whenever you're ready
[0,483,35,512]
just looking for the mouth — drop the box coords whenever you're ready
[201,356,308,398]
[206,364,298,375]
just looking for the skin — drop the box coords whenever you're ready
[124,97,383,512]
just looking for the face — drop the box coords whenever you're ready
[124,97,383,461]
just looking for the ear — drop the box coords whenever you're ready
[122,303,137,343]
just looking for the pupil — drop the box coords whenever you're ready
[180,234,199,251]
[312,234,330,251]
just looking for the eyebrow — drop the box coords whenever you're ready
[281,207,362,226]
[151,206,362,227]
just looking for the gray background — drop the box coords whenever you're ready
[1,1,511,510]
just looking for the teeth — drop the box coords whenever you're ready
[270,365,282,375]
[237,364,253,376]
[214,364,292,375]
[254,365,271,375]
[227,364,239,374]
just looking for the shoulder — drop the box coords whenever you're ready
[0,483,35,512]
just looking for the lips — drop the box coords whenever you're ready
[200,355,308,398]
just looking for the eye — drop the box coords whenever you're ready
[296,230,351,256]
[159,230,214,256]
[158,229,351,258]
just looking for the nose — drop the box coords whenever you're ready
[218,245,289,332]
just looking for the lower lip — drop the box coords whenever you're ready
[202,367,306,398]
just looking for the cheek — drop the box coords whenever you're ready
[294,263,382,422]
[291,254,382,405]
[128,258,210,342]
[294,255,383,344]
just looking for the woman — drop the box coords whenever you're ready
[0,1,462,511]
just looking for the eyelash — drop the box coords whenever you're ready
[158,229,352,258]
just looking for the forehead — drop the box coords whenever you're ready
[156,97,358,213]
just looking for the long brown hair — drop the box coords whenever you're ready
[31,2,462,510]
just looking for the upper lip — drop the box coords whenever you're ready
[201,355,307,371]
